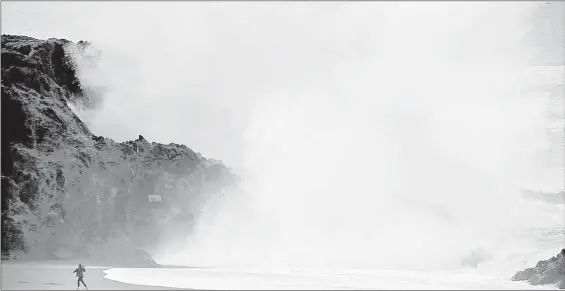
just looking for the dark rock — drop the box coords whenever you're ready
[512,249,565,289]
[1,34,239,267]
[1,176,27,258]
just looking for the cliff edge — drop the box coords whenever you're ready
[1,35,237,266]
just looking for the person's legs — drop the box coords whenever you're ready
[79,277,88,288]
[77,278,80,288]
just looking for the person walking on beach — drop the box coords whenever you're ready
[73,263,88,290]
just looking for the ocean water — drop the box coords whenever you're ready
[103,197,564,289]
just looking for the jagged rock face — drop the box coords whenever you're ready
[1,35,238,266]
[512,249,565,289]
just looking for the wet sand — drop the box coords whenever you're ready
[1,260,182,290]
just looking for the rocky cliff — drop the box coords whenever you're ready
[1,35,238,266]
[512,249,565,289]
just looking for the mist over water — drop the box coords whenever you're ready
[155,3,563,271]
[4,1,561,274]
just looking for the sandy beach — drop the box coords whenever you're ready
[0,260,556,290]
[1,260,182,290]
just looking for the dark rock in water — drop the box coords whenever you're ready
[512,249,565,289]
[1,34,239,266]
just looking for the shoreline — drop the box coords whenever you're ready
[1,260,183,290]
[2,259,558,290]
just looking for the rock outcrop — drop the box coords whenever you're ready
[1,35,238,266]
[512,249,565,289]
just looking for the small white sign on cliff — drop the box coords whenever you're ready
[148,195,162,202]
